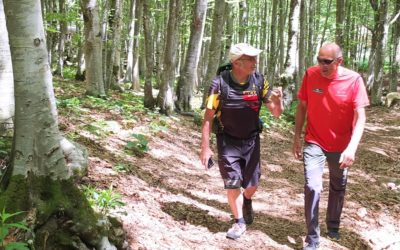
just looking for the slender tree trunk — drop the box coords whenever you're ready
[105,0,123,91]
[223,2,233,61]
[81,0,106,97]
[306,0,315,67]
[54,0,67,77]
[280,0,301,107]
[142,0,155,109]
[259,1,268,75]
[157,0,181,115]
[336,0,345,47]
[175,0,207,112]
[0,0,14,133]
[390,0,400,92]
[124,0,136,84]
[267,0,278,80]
[298,0,306,88]
[319,0,333,48]
[368,0,388,105]
[278,0,286,74]
[201,0,226,108]
[75,22,86,81]
[131,0,142,91]
[239,0,248,43]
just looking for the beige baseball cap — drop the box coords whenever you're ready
[228,43,262,62]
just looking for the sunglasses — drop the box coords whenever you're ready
[317,57,336,65]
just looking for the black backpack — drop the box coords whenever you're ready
[212,66,264,134]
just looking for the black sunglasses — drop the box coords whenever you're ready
[317,57,336,65]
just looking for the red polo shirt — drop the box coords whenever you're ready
[298,66,370,152]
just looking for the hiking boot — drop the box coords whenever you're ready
[242,201,254,225]
[327,228,341,241]
[303,242,319,250]
[226,223,246,239]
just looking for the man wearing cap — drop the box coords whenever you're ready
[200,43,283,239]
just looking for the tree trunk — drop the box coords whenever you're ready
[53,0,67,77]
[81,0,106,97]
[131,0,142,91]
[105,0,123,91]
[267,0,278,80]
[124,0,136,84]
[200,0,226,108]
[335,0,345,47]
[278,0,286,74]
[142,0,155,109]
[368,0,388,105]
[0,0,14,133]
[298,0,306,89]
[238,0,248,43]
[280,0,301,107]
[390,0,400,92]
[75,22,86,81]
[1,0,124,248]
[175,0,207,112]
[319,0,333,48]
[157,0,181,115]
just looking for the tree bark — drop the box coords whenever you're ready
[1,0,124,248]
[53,0,67,77]
[390,0,400,92]
[124,0,136,84]
[142,0,155,109]
[335,0,345,47]
[105,0,123,91]
[201,0,226,108]
[175,0,207,112]
[280,0,301,107]
[81,0,106,97]
[0,0,14,133]
[157,0,181,115]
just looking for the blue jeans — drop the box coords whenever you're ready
[303,143,348,244]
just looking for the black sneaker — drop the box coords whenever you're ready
[327,227,341,241]
[242,200,254,225]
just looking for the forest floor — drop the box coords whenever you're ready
[56,79,400,250]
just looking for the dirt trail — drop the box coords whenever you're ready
[62,95,400,250]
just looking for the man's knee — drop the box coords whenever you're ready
[224,179,241,189]
[305,182,323,194]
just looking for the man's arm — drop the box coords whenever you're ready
[200,108,216,169]
[293,100,307,159]
[339,107,366,169]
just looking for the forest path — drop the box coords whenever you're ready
[58,85,400,250]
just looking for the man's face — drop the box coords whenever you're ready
[236,55,257,74]
[317,48,342,79]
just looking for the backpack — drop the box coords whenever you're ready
[212,65,264,135]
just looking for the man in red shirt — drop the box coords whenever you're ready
[293,43,369,250]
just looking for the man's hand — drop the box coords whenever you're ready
[200,147,213,170]
[293,137,303,160]
[270,87,283,103]
[339,148,356,169]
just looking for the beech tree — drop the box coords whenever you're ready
[176,0,208,112]
[81,0,106,97]
[0,0,13,133]
[0,0,123,248]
